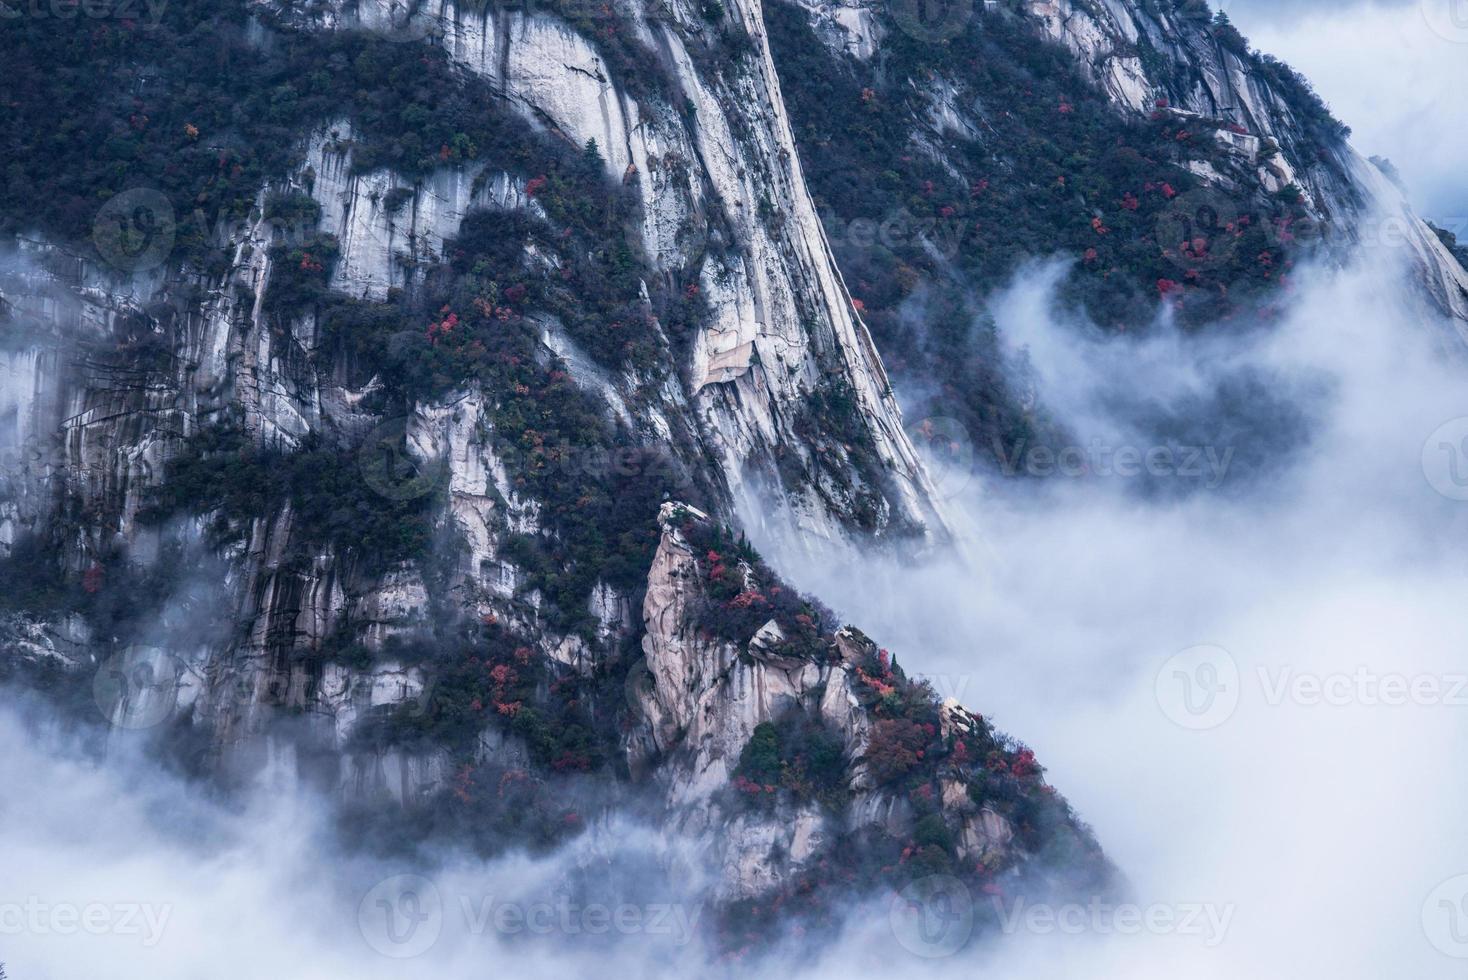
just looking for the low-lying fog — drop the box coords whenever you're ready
[757,241,1468,977]
[4,235,1466,977]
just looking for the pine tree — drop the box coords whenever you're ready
[581,138,605,177]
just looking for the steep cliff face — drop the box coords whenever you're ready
[622,503,1102,913]
[274,0,950,542]
[1,0,955,606]
[1029,0,1468,325]
[749,0,1468,478]
[789,0,1468,330]
[0,0,959,805]
[0,0,990,926]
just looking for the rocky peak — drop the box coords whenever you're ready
[623,503,1108,913]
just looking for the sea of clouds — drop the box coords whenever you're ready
[4,212,1468,977]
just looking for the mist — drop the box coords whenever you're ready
[753,236,1468,976]
[6,226,1468,977]
[0,695,717,977]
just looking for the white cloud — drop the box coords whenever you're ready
[755,239,1468,977]
[6,223,1468,976]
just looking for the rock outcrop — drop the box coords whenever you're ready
[622,503,1105,905]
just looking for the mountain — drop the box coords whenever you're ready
[0,0,1461,955]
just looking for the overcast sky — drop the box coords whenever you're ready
[1223,0,1468,233]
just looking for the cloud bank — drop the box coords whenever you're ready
[5,230,1468,977]
[756,241,1468,977]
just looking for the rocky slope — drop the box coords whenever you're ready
[794,0,1468,328]
[283,0,952,542]
[624,503,1106,943]
[0,0,1083,929]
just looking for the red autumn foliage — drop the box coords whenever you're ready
[426,306,460,343]
[733,775,776,796]
[1011,748,1040,777]
[855,668,895,698]
[453,764,476,803]
[551,750,591,772]
[865,718,928,784]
